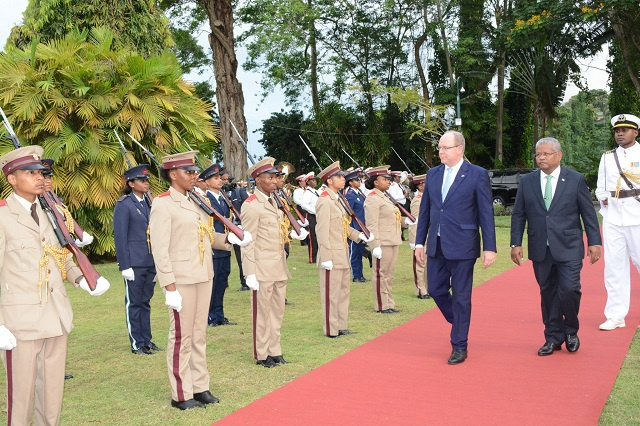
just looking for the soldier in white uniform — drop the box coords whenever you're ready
[595,114,640,331]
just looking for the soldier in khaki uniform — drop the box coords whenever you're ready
[0,146,109,425]
[316,162,374,337]
[149,151,252,410]
[408,174,429,299]
[241,157,307,368]
[363,166,402,313]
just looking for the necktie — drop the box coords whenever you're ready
[544,175,553,210]
[269,197,276,208]
[140,200,148,215]
[442,167,453,202]
[30,203,39,226]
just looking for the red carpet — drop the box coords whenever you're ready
[218,258,639,425]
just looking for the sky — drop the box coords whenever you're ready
[0,1,610,157]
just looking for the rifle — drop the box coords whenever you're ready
[341,147,416,222]
[277,188,307,226]
[298,135,323,170]
[229,119,303,234]
[1,107,99,290]
[127,132,244,240]
[391,147,413,174]
[411,148,430,169]
[182,138,242,223]
[114,130,153,205]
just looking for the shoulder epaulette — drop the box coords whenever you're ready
[415,194,422,199]
[116,195,127,202]
[369,191,377,196]
[0,199,6,207]
[605,149,615,154]
[158,190,171,197]
[245,194,257,203]
[320,191,329,197]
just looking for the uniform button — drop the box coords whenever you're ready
[48,269,51,274]
[42,238,46,242]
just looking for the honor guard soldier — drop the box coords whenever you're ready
[149,151,252,410]
[113,164,161,354]
[408,174,429,298]
[241,157,307,368]
[199,163,236,327]
[316,162,374,337]
[299,172,320,263]
[344,170,368,282]
[226,174,251,290]
[364,166,403,313]
[0,146,109,425]
[596,114,640,331]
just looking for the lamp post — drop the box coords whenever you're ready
[455,76,465,131]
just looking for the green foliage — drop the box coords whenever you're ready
[0,28,218,258]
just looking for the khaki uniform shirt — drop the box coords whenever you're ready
[364,189,402,249]
[315,189,360,269]
[0,193,82,340]
[408,193,422,245]
[149,187,230,287]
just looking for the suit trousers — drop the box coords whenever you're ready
[602,220,640,321]
[124,266,156,350]
[372,245,399,311]
[427,238,476,350]
[209,256,231,324]
[532,247,583,343]
[349,240,366,279]
[412,250,428,296]
[1,331,68,426]
[306,213,318,263]
[166,281,211,402]
[319,268,351,336]
[252,280,287,360]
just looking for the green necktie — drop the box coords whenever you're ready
[544,175,552,210]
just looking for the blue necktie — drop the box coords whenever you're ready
[442,167,453,202]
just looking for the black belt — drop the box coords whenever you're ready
[611,189,640,198]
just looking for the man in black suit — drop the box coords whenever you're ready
[510,137,601,356]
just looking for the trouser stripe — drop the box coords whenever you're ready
[171,310,184,401]
[6,349,12,426]
[375,258,382,311]
[252,289,258,360]
[325,269,331,336]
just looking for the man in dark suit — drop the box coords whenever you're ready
[510,137,601,356]
[415,130,496,365]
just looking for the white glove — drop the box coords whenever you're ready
[290,227,309,241]
[410,243,415,250]
[372,247,382,259]
[297,218,310,227]
[320,260,333,270]
[121,268,135,281]
[228,231,253,247]
[79,276,110,296]
[74,231,94,247]
[0,325,17,350]
[165,289,182,312]
[358,232,375,243]
[404,217,416,226]
[246,274,259,291]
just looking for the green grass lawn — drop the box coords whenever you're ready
[0,216,637,424]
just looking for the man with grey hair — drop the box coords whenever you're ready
[510,137,601,356]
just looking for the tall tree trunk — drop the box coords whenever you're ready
[610,12,640,98]
[308,0,320,114]
[494,0,510,165]
[200,0,248,179]
[414,6,433,166]
[436,0,454,86]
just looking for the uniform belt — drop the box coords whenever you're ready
[611,189,640,198]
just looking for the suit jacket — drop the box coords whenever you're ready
[0,193,83,340]
[415,161,496,259]
[344,187,365,231]
[240,191,291,281]
[206,191,232,258]
[510,167,601,262]
[229,187,249,225]
[363,189,402,249]
[113,193,155,270]
[149,187,230,287]
[315,189,360,269]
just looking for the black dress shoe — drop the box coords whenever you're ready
[269,355,290,364]
[240,286,250,291]
[256,358,279,368]
[417,294,431,299]
[64,374,73,380]
[566,334,580,353]
[448,349,468,365]
[285,299,293,305]
[537,341,562,356]
[132,347,153,355]
[380,309,399,314]
[352,277,368,282]
[208,321,223,327]
[223,318,237,325]
[193,390,220,404]
[338,329,357,335]
[327,334,339,338]
[171,399,205,410]
[146,342,163,352]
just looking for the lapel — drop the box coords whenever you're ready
[256,189,278,215]
[169,187,199,214]
[548,167,568,212]
[8,193,40,234]
[532,171,547,212]
[442,161,468,206]
[431,165,445,207]
[128,194,148,218]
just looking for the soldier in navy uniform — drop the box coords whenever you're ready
[344,170,368,282]
[113,164,161,355]
[200,164,236,327]
[226,174,250,290]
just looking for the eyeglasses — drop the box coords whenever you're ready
[437,145,461,151]
[534,152,558,159]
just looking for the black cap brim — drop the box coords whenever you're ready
[21,164,46,170]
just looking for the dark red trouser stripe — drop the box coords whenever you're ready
[325,269,331,336]
[172,309,184,401]
[252,290,258,360]
[376,258,382,311]
[6,350,12,426]
[412,253,421,296]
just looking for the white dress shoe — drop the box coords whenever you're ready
[599,318,626,330]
